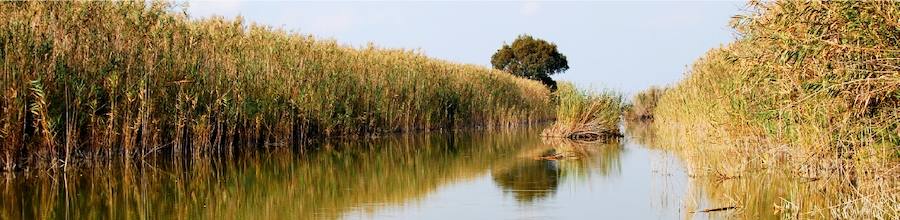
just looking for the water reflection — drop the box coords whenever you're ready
[492,159,562,202]
[624,120,845,219]
[1,126,696,220]
[0,128,552,219]
[492,139,624,203]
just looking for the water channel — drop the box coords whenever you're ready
[0,126,746,219]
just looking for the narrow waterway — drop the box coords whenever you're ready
[336,130,704,219]
[0,126,738,219]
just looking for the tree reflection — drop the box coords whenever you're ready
[492,138,624,203]
[492,158,562,202]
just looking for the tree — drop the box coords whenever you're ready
[491,35,569,90]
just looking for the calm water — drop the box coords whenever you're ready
[0,127,739,219]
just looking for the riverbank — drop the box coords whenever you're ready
[0,1,552,170]
[643,1,899,218]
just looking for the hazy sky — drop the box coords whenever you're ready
[185,1,745,96]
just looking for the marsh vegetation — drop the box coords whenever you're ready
[624,86,665,122]
[636,1,900,218]
[0,1,551,170]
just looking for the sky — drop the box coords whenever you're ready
[185,1,745,96]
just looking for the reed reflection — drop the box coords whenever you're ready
[624,121,843,219]
[0,128,546,219]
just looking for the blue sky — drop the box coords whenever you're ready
[185,1,744,96]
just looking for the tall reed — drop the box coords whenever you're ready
[0,1,553,169]
[650,1,899,218]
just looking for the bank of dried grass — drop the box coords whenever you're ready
[651,1,900,218]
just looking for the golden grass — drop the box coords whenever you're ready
[541,82,623,141]
[0,1,552,169]
[648,1,900,218]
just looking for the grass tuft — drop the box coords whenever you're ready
[541,82,623,141]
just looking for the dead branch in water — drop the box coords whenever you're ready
[691,206,737,213]
[540,123,622,142]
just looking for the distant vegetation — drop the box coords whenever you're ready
[647,1,899,218]
[624,86,665,121]
[491,35,569,90]
[542,82,623,141]
[0,1,552,169]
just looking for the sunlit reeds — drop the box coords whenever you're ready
[0,1,552,169]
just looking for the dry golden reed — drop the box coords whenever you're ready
[650,1,899,218]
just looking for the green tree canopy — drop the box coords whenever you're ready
[491,35,569,90]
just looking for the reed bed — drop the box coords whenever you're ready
[541,82,623,141]
[0,1,552,170]
[650,1,900,218]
